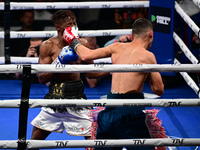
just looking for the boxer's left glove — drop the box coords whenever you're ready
[52,46,78,65]
[63,26,82,52]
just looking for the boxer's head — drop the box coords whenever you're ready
[132,18,153,49]
[51,10,77,33]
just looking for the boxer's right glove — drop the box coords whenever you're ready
[63,26,82,52]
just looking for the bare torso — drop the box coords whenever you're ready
[110,43,152,94]
[38,36,80,83]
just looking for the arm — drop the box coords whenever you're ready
[148,53,164,96]
[63,26,113,61]
[38,40,56,84]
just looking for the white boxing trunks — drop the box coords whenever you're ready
[31,107,92,136]
[31,80,93,136]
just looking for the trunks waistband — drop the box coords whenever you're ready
[105,92,145,112]
[49,79,84,98]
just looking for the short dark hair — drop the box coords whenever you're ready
[132,18,153,36]
[50,10,76,25]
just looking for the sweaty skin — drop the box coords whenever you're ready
[75,31,164,96]
[38,19,107,84]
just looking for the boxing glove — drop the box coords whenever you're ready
[63,26,81,51]
[52,46,78,65]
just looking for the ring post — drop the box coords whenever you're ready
[149,0,176,76]
[4,0,11,64]
[17,65,31,150]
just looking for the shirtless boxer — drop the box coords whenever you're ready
[63,18,164,150]
[30,10,107,150]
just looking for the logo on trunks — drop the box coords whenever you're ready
[46,6,56,9]
[17,33,26,38]
[172,139,184,144]
[102,32,111,36]
[55,141,68,147]
[123,5,144,8]
[68,127,84,132]
[46,33,55,38]
[93,103,106,107]
[123,103,152,107]
[102,5,111,8]
[168,102,181,106]
[95,140,107,146]
[132,139,146,145]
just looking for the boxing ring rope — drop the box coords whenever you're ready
[173,32,200,97]
[0,29,132,39]
[1,98,200,108]
[0,1,149,10]
[0,64,200,74]
[192,0,200,9]
[175,1,200,38]
[174,59,200,98]
[173,3,200,97]
[0,57,112,64]
[0,138,200,149]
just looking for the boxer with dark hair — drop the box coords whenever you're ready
[30,10,107,150]
[64,18,164,150]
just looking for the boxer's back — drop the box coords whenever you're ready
[111,42,153,94]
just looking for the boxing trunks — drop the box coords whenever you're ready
[31,80,93,136]
[95,92,155,150]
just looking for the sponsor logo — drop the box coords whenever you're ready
[68,127,84,132]
[46,33,55,38]
[16,64,22,69]
[123,103,152,107]
[93,103,106,107]
[168,102,181,106]
[95,140,107,146]
[17,33,26,38]
[94,64,104,67]
[102,32,111,36]
[102,5,111,8]
[123,5,144,8]
[47,104,77,107]
[46,5,55,9]
[133,139,146,145]
[151,6,171,34]
[151,15,171,25]
[12,6,34,9]
[172,139,184,144]
[55,64,65,69]
[55,141,68,147]
[68,6,89,9]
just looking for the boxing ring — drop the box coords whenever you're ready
[0,0,200,150]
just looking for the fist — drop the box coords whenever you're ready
[63,26,79,45]
[58,46,78,64]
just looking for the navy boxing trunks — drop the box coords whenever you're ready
[95,92,154,150]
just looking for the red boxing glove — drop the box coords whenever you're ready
[63,26,81,52]
[63,26,79,45]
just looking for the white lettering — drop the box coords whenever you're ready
[156,16,171,25]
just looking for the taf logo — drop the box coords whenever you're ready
[151,6,171,34]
